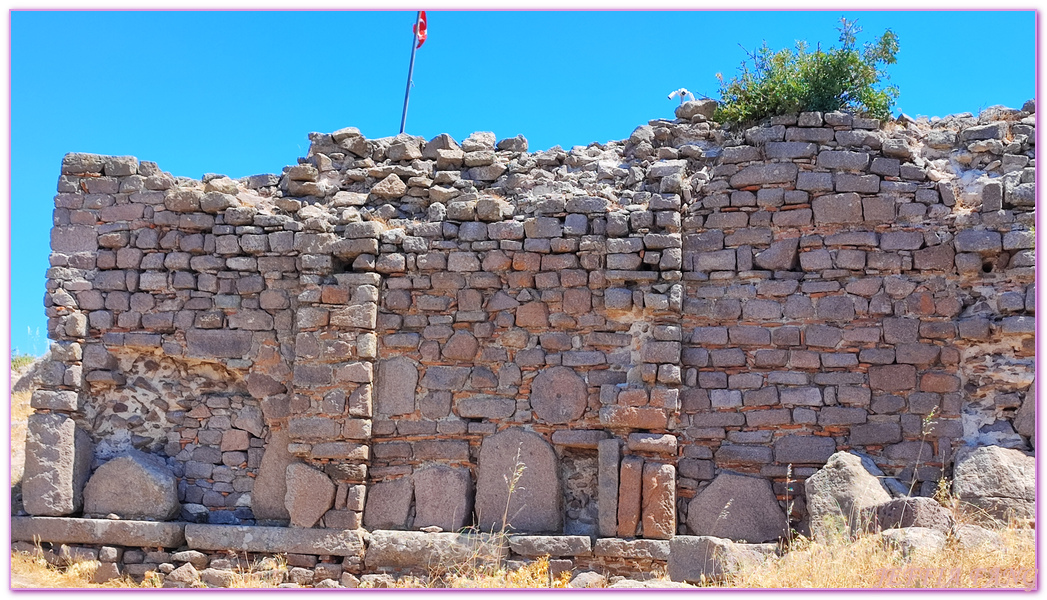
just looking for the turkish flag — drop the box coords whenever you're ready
[413,11,428,48]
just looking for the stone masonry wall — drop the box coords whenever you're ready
[29,101,1035,544]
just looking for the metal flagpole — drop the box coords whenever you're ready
[399,11,423,135]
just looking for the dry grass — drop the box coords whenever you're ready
[719,524,1034,589]
[10,551,144,588]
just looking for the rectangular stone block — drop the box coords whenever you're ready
[186,524,365,556]
[641,463,676,540]
[12,517,186,548]
[598,439,620,537]
[617,456,644,538]
[509,535,592,557]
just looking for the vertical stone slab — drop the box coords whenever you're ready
[375,356,418,417]
[475,428,561,533]
[597,439,620,537]
[23,413,92,516]
[413,465,474,532]
[641,463,676,540]
[363,477,414,530]
[252,429,294,523]
[616,456,644,538]
[285,463,335,528]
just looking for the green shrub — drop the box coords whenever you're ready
[11,352,36,371]
[714,18,899,128]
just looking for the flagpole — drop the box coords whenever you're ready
[399,11,422,135]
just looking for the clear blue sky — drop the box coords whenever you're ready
[8,10,1037,357]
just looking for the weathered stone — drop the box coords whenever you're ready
[186,524,365,556]
[442,330,479,360]
[686,472,788,543]
[753,238,799,271]
[412,466,473,532]
[185,329,253,359]
[805,452,892,539]
[729,163,798,187]
[530,366,588,424]
[879,527,947,557]
[420,365,470,391]
[376,356,418,416]
[812,193,863,224]
[363,531,506,569]
[598,439,620,537]
[509,535,592,557]
[11,516,186,547]
[22,413,92,516]
[870,497,953,533]
[252,429,294,523]
[457,396,515,419]
[83,450,180,521]
[285,463,335,528]
[617,456,644,538]
[363,477,413,530]
[667,536,774,583]
[641,463,676,540]
[476,428,561,533]
[952,445,1034,523]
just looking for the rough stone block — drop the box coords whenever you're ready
[812,193,863,224]
[285,463,335,528]
[83,450,180,520]
[773,435,836,464]
[598,439,620,537]
[23,413,92,516]
[641,463,676,540]
[686,472,788,543]
[186,524,365,556]
[509,535,592,557]
[413,466,473,532]
[805,452,891,539]
[476,428,560,533]
[12,517,186,548]
[617,456,643,538]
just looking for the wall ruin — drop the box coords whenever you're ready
[24,101,1035,569]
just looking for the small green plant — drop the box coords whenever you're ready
[715,17,899,128]
[11,352,36,371]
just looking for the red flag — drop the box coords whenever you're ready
[413,11,428,48]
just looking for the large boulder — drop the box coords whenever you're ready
[22,413,92,516]
[804,451,892,539]
[475,428,561,533]
[952,445,1034,524]
[667,536,776,583]
[83,449,180,520]
[867,497,953,533]
[879,527,947,557]
[686,472,788,543]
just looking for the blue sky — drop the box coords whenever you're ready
[7,9,1037,357]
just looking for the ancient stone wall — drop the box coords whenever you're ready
[29,101,1035,549]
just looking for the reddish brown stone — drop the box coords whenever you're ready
[868,364,917,391]
[515,301,549,328]
[641,463,676,540]
[617,456,644,538]
[920,371,961,393]
[600,406,668,430]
